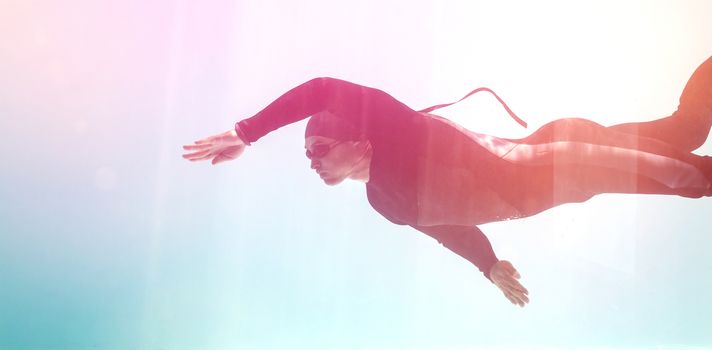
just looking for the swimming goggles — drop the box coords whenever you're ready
[305,141,343,160]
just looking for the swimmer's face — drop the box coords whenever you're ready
[305,136,367,186]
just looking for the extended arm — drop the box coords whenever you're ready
[412,224,499,280]
[183,77,418,164]
[412,224,529,307]
[236,77,414,144]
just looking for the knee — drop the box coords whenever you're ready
[673,108,712,150]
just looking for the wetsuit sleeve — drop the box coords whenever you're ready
[235,77,415,144]
[411,225,499,282]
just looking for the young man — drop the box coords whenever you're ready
[183,56,712,307]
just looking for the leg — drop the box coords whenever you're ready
[609,56,712,152]
[508,118,712,209]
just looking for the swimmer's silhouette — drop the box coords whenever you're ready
[183,56,712,307]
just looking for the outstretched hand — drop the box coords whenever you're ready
[182,129,246,165]
[490,260,529,307]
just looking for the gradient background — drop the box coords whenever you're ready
[1,0,712,349]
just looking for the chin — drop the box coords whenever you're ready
[322,176,345,186]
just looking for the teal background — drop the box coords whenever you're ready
[1,0,711,349]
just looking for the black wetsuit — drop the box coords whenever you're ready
[235,57,712,280]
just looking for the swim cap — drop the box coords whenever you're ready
[305,112,364,141]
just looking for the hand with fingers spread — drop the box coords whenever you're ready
[490,260,529,307]
[182,129,247,165]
